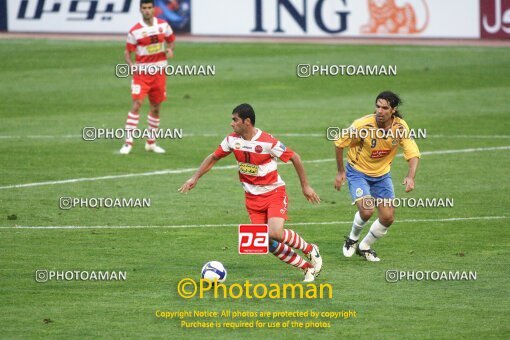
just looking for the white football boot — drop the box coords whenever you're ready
[357,247,381,262]
[307,244,323,277]
[145,142,166,154]
[303,267,316,282]
[119,144,132,155]
[343,237,358,257]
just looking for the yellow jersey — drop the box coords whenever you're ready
[334,114,421,177]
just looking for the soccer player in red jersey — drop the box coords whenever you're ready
[179,104,323,282]
[120,0,175,155]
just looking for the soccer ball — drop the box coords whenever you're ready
[201,261,227,283]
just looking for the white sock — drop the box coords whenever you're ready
[359,219,388,250]
[349,211,368,241]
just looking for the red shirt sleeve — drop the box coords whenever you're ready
[126,43,136,52]
[126,31,137,52]
[213,136,232,159]
[213,145,231,159]
[278,147,294,163]
[269,139,294,163]
[165,34,176,44]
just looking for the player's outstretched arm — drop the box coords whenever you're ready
[289,153,320,204]
[403,157,419,192]
[178,153,219,193]
[334,146,346,191]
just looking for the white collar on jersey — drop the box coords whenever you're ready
[139,17,157,28]
[245,128,262,141]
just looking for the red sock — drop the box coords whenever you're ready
[124,112,139,145]
[147,112,160,145]
[270,242,311,270]
[283,229,313,254]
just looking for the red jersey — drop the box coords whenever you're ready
[126,17,175,67]
[213,129,294,195]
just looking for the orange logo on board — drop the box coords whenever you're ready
[361,0,429,34]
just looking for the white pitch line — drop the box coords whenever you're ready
[417,145,510,155]
[0,216,506,230]
[427,135,510,139]
[0,133,508,139]
[1,146,509,190]
[0,165,236,190]
[281,146,510,165]
[0,134,81,139]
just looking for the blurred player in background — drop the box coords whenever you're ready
[179,104,323,282]
[334,91,420,261]
[120,0,175,155]
[154,0,190,31]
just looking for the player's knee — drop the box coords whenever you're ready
[359,209,373,221]
[131,101,142,114]
[269,229,283,242]
[379,216,394,227]
[149,104,161,116]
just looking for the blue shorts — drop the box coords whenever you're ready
[346,163,395,203]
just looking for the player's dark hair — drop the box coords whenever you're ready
[376,91,403,118]
[140,0,154,6]
[232,103,256,126]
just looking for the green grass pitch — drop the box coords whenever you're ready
[0,39,509,339]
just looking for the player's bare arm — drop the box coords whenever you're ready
[334,146,346,191]
[289,153,320,204]
[124,49,134,67]
[178,153,220,193]
[403,157,419,192]
[166,41,175,59]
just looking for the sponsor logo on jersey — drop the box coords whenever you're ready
[255,145,263,153]
[391,139,400,146]
[234,142,242,150]
[370,150,391,158]
[147,43,162,54]
[279,142,286,151]
[239,162,258,175]
[242,145,252,150]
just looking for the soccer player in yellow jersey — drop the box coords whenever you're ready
[334,91,420,261]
